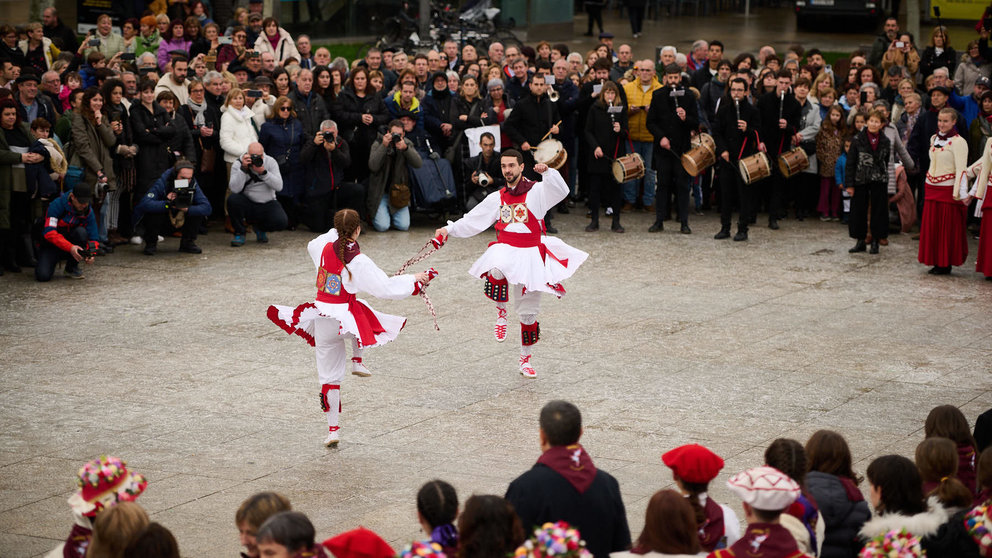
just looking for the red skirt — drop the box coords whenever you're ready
[918,184,968,267]
[977,195,992,277]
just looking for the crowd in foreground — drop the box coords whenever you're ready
[4,6,992,282]
[40,401,992,558]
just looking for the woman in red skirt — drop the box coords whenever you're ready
[919,108,971,275]
[966,135,992,280]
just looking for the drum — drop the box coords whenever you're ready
[534,139,567,170]
[778,147,810,178]
[738,152,771,184]
[611,153,645,183]
[680,133,716,177]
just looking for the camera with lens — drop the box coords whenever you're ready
[172,178,195,208]
[478,171,492,187]
[389,133,401,146]
[79,247,96,259]
[250,154,264,167]
[322,131,336,142]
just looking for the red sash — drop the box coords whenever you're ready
[315,242,385,346]
[491,188,569,267]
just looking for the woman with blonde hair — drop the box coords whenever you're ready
[920,26,957,81]
[219,88,258,175]
[86,502,149,558]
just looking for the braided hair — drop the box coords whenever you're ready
[416,480,458,529]
[333,209,361,279]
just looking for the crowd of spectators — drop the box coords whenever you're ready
[44,401,992,558]
[3,7,992,281]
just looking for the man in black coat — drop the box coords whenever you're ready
[712,78,762,242]
[42,7,79,52]
[756,69,801,229]
[289,69,329,140]
[300,120,362,230]
[505,401,631,558]
[550,59,580,209]
[647,63,699,234]
[504,73,561,178]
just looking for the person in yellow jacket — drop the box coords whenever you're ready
[622,59,662,212]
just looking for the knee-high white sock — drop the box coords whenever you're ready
[322,385,341,431]
[351,338,364,363]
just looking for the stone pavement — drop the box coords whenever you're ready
[1,207,990,557]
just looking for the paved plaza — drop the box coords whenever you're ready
[1,202,990,556]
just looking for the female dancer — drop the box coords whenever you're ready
[268,209,434,446]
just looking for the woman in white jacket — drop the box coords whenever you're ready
[253,18,300,65]
[219,88,258,175]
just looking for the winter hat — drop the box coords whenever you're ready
[67,456,147,518]
[323,527,395,558]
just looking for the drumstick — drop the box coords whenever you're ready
[541,120,563,142]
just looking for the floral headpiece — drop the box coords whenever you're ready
[966,503,992,557]
[514,521,592,558]
[858,529,924,558]
[397,541,446,558]
[67,455,147,517]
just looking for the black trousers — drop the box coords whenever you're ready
[656,151,690,225]
[718,160,750,229]
[796,172,819,216]
[767,168,789,221]
[36,226,87,282]
[587,172,622,226]
[585,4,604,33]
[849,180,889,241]
[299,184,367,232]
[142,211,203,246]
[628,4,645,33]
[228,194,289,235]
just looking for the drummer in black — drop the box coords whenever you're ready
[712,78,762,241]
[647,63,700,234]
[756,69,801,230]
[505,73,561,231]
[583,80,629,233]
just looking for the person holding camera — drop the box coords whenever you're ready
[368,119,423,232]
[300,120,364,232]
[36,183,99,281]
[462,131,503,211]
[228,142,287,246]
[134,160,212,255]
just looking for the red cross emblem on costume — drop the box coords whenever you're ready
[512,203,528,223]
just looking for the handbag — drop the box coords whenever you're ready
[389,182,411,209]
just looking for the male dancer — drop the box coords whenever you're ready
[434,150,587,378]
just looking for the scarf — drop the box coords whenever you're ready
[867,131,880,150]
[536,444,597,494]
[430,523,458,550]
[188,98,207,127]
[505,177,535,197]
[267,32,281,53]
[934,129,958,148]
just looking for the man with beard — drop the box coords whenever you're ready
[432,151,587,378]
[756,69,800,230]
[647,63,699,234]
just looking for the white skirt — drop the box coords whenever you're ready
[267,299,407,348]
[466,237,588,295]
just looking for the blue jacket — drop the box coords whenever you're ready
[258,117,304,199]
[835,152,847,189]
[43,191,99,251]
[949,91,980,129]
[134,168,211,224]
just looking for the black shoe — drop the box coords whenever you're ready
[680,224,691,234]
[585,223,599,232]
[869,240,879,254]
[733,229,748,241]
[143,243,157,256]
[545,225,558,234]
[611,224,625,233]
[849,240,866,253]
[102,243,114,254]
[928,266,952,275]
[768,219,779,230]
[648,221,663,233]
[179,241,202,254]
[714,228,731,240]
[583,31,593,36]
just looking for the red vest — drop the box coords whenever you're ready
[492,185,568,268]
[315,240,385,346]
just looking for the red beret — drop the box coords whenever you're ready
[661,444,724,484]
[323,527,395,558]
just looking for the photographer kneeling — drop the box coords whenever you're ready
[300,120,364,231]
[35,183,100,281]
[462,131,504,211]
[368,118,422,232]
[134,160,212,255]
[229,142,288,245]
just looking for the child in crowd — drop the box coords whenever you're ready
[836,136,852,223]
[764,438,822,556]
[417,480,459,556]
[662,444,741,552]
[235,492,292,558]
[255,511,331,558]
[925,404,979,495]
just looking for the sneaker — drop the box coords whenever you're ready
[64,267,84,279]
[231,234,246,247]
[130,235,143,245]
[255,230,269,243]
[519,355,537,378]
[494,306,508,342]
[351,358,372,377]
[324,428,340,447]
